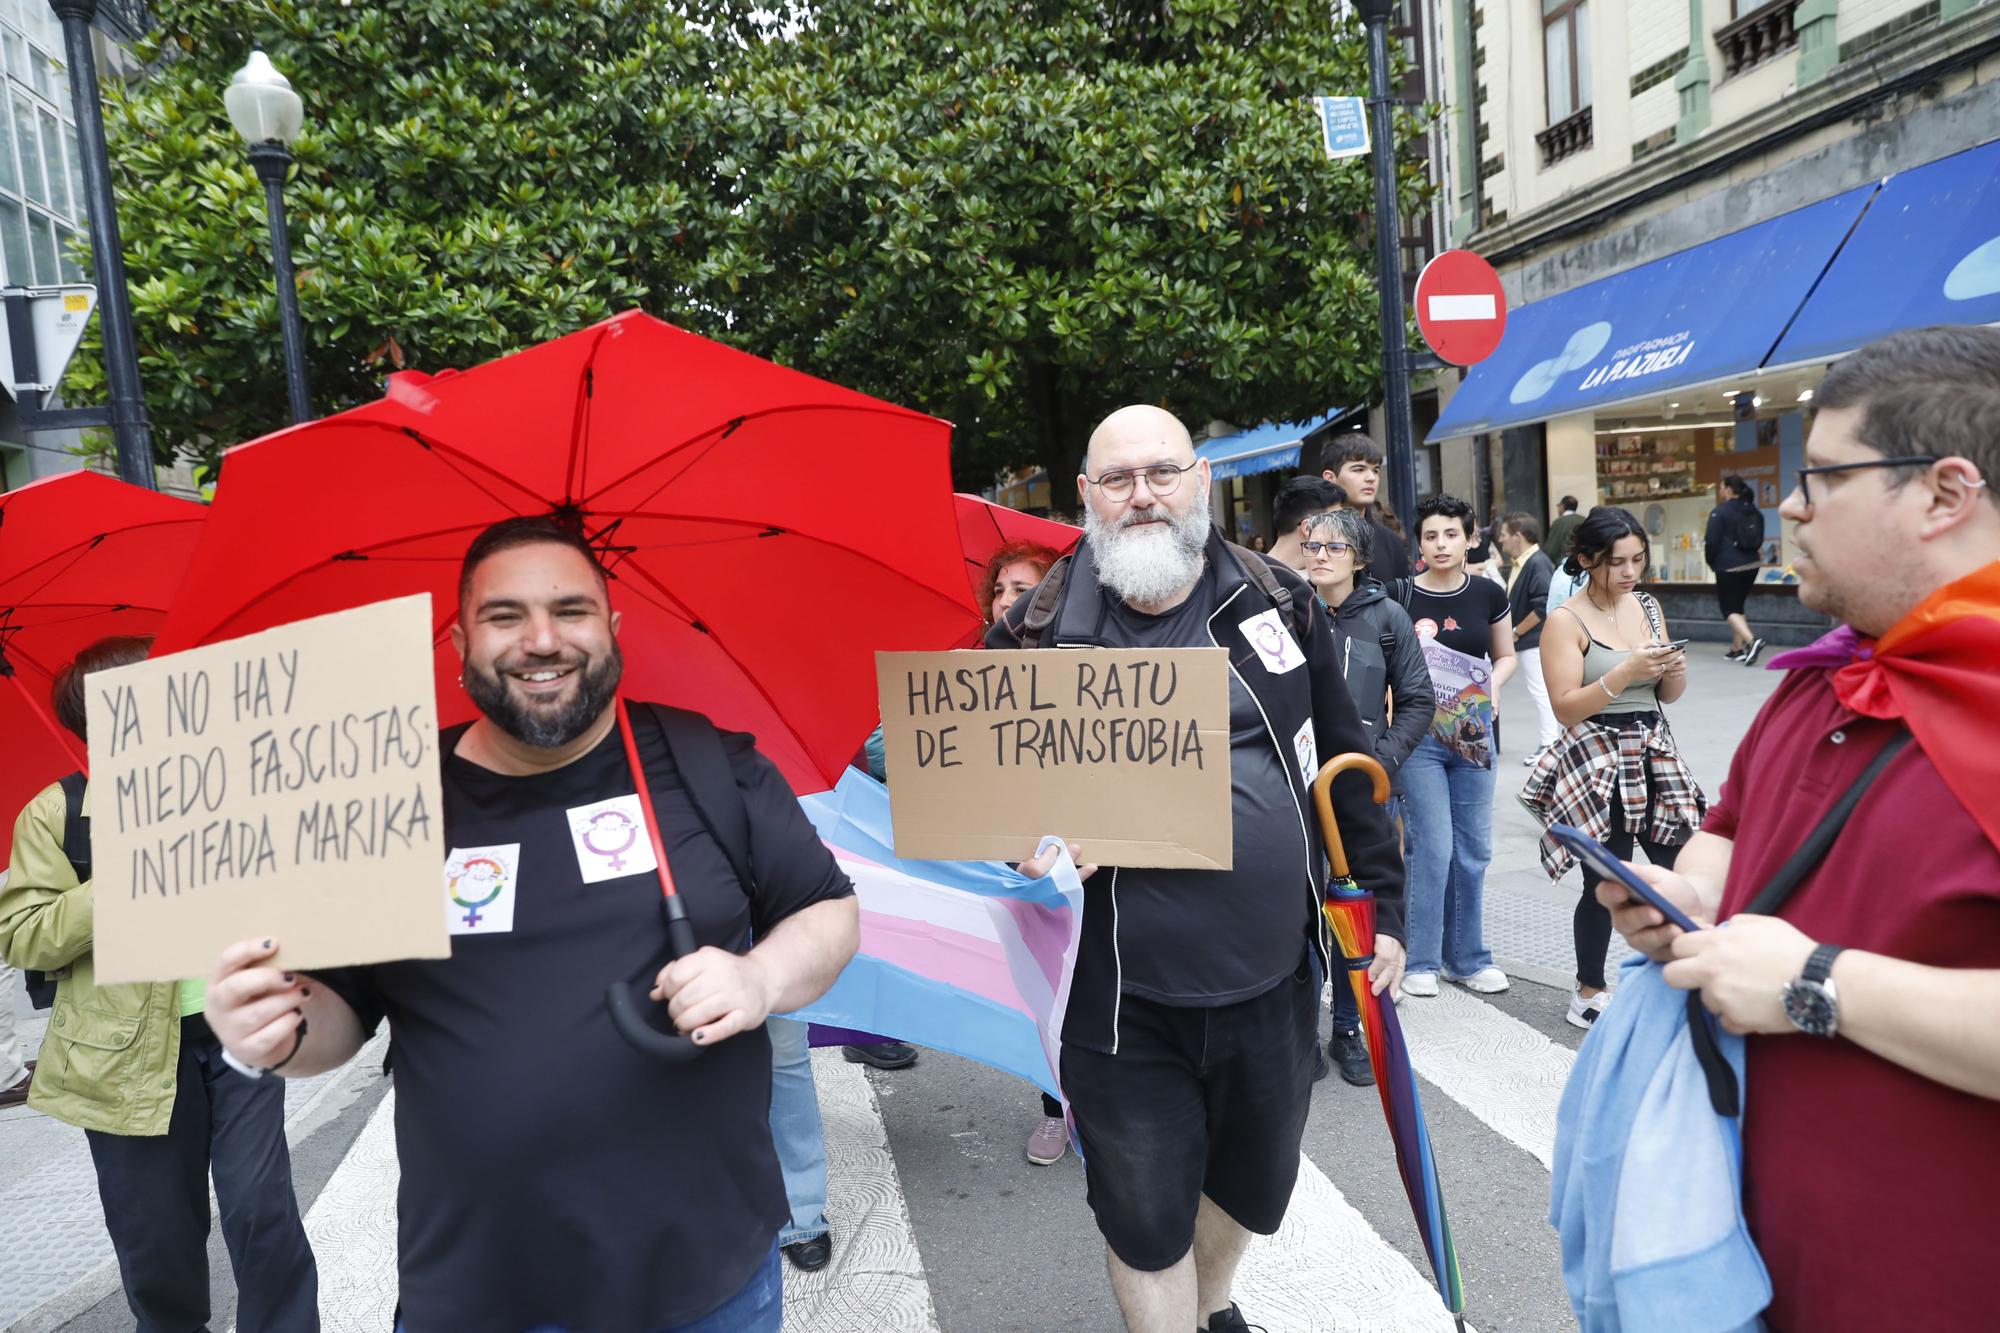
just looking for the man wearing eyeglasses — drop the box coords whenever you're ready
[992,404,1404,1333]
[1602,326,2000,1333]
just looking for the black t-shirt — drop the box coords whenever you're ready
[319,715,852,1332]
[1100,566,1311,1006]
[1404,573,1510,663]
[1366,519,1408,585]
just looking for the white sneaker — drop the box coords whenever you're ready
[1401,972,1440,998]
[1566,990,1610,1031]
[1452,967,1510,994]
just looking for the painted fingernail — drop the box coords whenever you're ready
[297,1017,310,1037]
[262,938,274,949]
[282,973,295,983]
[300,987,312,997]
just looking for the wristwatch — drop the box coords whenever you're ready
[1781,943,1846,1038]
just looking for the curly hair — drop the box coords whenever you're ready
[978,540,1062,622]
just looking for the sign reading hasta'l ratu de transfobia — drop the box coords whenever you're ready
[874,648,1233,870]
[86,594,450,985]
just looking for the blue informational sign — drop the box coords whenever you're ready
[1316,97,1370,160]
[1769,137,2000,367]
[1428,185,1877,441]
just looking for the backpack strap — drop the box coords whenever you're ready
[1222,541,1311,648]
[1016,554,1074,650]
[57,771,89,881]
[640,703,754,897]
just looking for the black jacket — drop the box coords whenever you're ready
[988,527,1405,1050]
[1329,581,1435,782]
[1505,549,1556,649]
[1705,496,1765,573]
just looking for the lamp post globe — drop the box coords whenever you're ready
[227,49,311,424]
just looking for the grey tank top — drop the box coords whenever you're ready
[1579,635,1661,713]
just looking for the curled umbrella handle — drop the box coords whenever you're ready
[606,896,704,1062]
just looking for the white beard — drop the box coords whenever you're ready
[1085,481,1212,608]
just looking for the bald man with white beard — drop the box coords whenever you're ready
[992,405,1407,1333]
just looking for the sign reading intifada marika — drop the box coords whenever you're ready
[875,648,1233,871]
[87,595,450,985]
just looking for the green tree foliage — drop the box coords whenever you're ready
[69,0,762,473]
[706,0,1431,490]
[78,0,1425,487]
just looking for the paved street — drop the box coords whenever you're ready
[2,645,1784,1333]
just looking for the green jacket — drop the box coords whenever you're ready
[0,781,184,1136]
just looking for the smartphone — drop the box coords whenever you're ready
[1656,638,1691,652]
[1547,823,1704,933]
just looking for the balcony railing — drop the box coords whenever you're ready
[1535,105,1593,168]
[1716,0,1802,77]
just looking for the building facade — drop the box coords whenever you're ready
[1412,0,2000,639]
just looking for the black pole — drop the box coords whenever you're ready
[51,0,152,487]
[248,141,310,423]
[1357,0,1416,532]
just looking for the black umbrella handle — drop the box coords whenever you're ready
[607,898,706,1062]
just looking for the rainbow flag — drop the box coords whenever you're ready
[786,771,1086,1099]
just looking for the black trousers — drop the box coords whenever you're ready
[1574,796,1682,991]
[84,1015,319,1333]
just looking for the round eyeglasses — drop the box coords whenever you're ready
[1085,460,1198,501]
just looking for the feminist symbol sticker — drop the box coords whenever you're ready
[444,844,520,936]
[1239,608,1306,675]
[565,795,658,884]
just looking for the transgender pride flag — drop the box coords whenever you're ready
[785,770,1086,1100]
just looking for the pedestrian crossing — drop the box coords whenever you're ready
[286,986,1577,1333]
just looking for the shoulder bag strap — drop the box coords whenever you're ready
[642,703,755,896]
[1688,727,1914,1115]
[57,770,89,880]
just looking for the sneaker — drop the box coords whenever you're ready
[1203,1303,1269,1333]
[1567,990,1610,1031]
[782,1232,832,1272]
[1740,637,1767,667]
[1401,972,1440,998]
[841,1041,918,1071]
[1329,1028,1375,1087]
[1723,647,1746,662]
[1026,1115,1069,1165]
[0,1070,29,1109]
[1451,966,1511,994]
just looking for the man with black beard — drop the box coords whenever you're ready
[991,405,1406,1333]
[201,516,859,1332]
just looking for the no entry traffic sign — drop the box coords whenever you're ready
[1414,250,1508,367]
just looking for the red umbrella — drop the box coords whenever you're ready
[154,311,981,794]
[952,492,1079,583]
[0,471,207,863]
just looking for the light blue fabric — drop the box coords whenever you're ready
[1547,564,1589,618]
[1550,955,1770,1333]
[766,1016,829,1247]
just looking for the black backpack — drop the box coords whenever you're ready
[636,703,754,903]
[22,772,89,1010]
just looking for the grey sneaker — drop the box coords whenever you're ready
[1026,1114,1068,1165]
[1740,637,1767,667]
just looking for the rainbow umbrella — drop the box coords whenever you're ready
[1314,753,1467,1328]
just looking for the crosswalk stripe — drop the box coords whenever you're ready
[782,1050,940,1332]
[1392,987,1575,1170]
[301,1086,400,1332]
[1235,1152,1465,1332]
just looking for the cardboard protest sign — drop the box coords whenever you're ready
[874,648,1232,870]
[87,595,450,984]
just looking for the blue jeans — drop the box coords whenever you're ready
[400,1242,782,1333]
[1400,737,1496,978]
[766,1016,829,1246]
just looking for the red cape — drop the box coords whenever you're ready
[1833,561,2000,851]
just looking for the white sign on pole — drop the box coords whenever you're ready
[0,284,98,397]
[1315,97,1371,160]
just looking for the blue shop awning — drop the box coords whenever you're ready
[1428,184,1878,441]
[1198,409,1343,480]
[1769,137,2000,367]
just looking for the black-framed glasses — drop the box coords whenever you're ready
[1793,456,1939,507]
[1300,541,1354,556]
[1086,459,1197,500]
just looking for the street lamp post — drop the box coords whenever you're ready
[1354,0,1418,533]
[225,50,310,424]
[50,0,153,488]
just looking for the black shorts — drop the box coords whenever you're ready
[1059,955,1318,1271]
[1715,569,1756,619]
